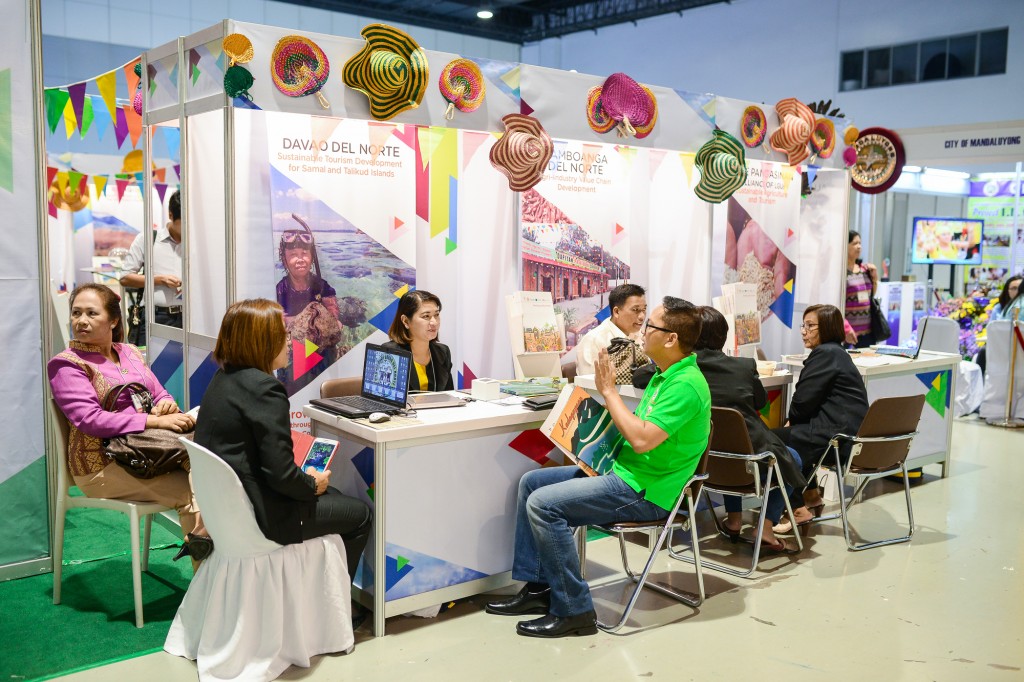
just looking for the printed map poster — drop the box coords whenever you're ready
[266,112,416,408]
[966,179,1024,285]
[520,140,633,350]
[711,161,801,359]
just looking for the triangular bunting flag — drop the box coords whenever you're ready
[679,152,695,187]
[78,96,95,138]
[114,107,129,148]
[134,172,144,186]
[46,166,57,188]
[781,165,795,193]
[44,89,70,135]
[173,164,181,178]
[67,82,87,132]
[806,166,818,189]
[56,171,69,193]
[93,175,108,197]
[154,167,166,183]
[124,105,143,148]
[68,170,83,193]
[124,59,141,97]
[91,102,111,141]
[115,178,129,201]
[96,70,118,120]
[460,131,489,170]
[155,183,168,203]
[62,98,77,139]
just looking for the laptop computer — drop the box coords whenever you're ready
[310,344,412,418]
[872,318,928,359]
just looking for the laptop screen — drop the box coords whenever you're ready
[361,344,411,407]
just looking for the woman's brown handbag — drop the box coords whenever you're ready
[101,382,191,478]
[607,337,650,385]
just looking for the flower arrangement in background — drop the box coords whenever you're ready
[927,295,997,358]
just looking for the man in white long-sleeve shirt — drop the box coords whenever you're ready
[574,283,647,375]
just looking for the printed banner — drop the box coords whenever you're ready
[266,113,417,413]
[966,179,1024,284]
[520,140,634,349]
[711,162,801,359]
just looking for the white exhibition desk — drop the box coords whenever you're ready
[573,371,794,429]
[779,350,960,477]
[304,398,551,636]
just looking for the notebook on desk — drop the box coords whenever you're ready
[310,344,412,418]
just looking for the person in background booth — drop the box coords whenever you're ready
[195,299,372,623]
[772,304,868,532]
[48,283,210,568]
[573,283,647,375]
[977,275,1022,373]
[383,290,454,392]
[693,306,803,553]
[120,189,184,338]
[485,298,710,638]
[845,231,879,348]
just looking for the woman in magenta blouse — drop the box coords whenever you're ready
[48,283,208,564]
[845,231,879,348]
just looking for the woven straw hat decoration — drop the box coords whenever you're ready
[489,113,554,192]
[769,98,815,166]
[694,129,748,204]
[585,73,658,139]
[810,118,836,159]
[223,33,256,101]
[343,24,429,121]
[271,35,331,109]
[439,58,485,120]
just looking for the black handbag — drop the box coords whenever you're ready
[101,382,191,478]
[869,297,892,342]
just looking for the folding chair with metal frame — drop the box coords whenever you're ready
[586,433,711,633]
[803,394,926,551]
[671,407,802,577]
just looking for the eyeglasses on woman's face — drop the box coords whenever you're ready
[800,322,818,331]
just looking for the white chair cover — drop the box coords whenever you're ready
[165,440,353,682]
[980,320,1024,421]
[954,361,984,418]
[918,316,960,355]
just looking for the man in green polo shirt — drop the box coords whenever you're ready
[486,297,710,638]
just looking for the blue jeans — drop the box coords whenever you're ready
[511,467,668,617]
[722,447,802,524]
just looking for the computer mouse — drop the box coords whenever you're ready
[368,412,391,424]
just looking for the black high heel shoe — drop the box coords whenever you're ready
[719,522,743,543]
[173,533,215,562]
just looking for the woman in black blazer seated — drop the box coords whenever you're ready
[195,299,372,582]
[694,306,804,553]
[773,304,868,532]
[382,290,454,392]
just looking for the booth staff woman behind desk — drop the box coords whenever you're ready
[773,304,868,531]
[383,290,454,392]
[195,299,371,584]
[845,231,879,348]
[47,283,210,567]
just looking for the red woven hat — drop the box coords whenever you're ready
[489,114,553,192]
[585,73,657,139]
[769,98,815,166]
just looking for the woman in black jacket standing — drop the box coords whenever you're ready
[774,304,868,530]
[383,290,455,392]
[195,299,371,580]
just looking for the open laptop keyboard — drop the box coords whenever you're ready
[874,346,917,358]
[329,395,398,412]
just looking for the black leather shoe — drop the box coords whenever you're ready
[485,584,551,616]
[516,611,598,638]
[172,533,214,562]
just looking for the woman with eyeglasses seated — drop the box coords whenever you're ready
[693,306,803,553]
[382,290,454,391]
[48,283,211,568]
[773,304,868,532]
[195,299,372,607]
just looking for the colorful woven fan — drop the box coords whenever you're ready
[740,105,767,147]
[810,118,836,159]
[271,35,330,109]
[585,73,657,139]
[222,33,256,102]
[585,86,615,134]
[439,59,485,120]
[223,33,255,66]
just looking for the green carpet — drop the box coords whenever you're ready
[0,496,192,682]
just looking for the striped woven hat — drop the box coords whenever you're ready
[694,130,748,204]
[489,114,553,192]
[342,24,429,121]
[769,98,815,166]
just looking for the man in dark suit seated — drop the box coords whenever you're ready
[485,297,710,638]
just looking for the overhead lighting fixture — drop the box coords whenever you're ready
[923,167,970,180]
[901,165,921,173]
[477,9,494,19]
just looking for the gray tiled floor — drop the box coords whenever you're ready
[61,419,1024,681]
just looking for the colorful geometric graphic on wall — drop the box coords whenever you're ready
[369,284,412,333]
[350,446,375,500]
[917,370,950,417]
[594,305,611,323]
[150,339,184,407]
[188,350,219,407]
[292,339,324,380]
[677,90,716,128]
[384,542,488,599]
[759,389,783,427]
[509,429,556,466]
[768,278,795,328]
[458,362,477,390]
